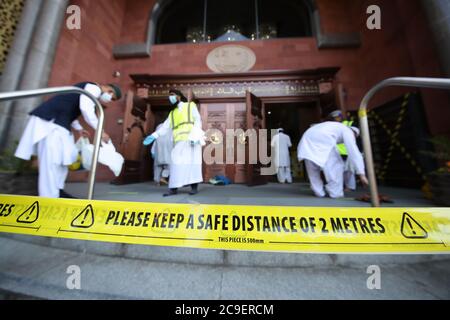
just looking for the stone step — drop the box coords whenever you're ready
[1,233,449,268]
[0,237,449,300]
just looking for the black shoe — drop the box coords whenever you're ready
[60,190,77,199]
[189,184,198,195]
[189,189,198,195]
[163,189,178,197]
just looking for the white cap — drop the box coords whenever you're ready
[350,126,360,137]
[329,110,343,118]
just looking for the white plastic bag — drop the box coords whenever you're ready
[85,140,124,177]
[97,140,125,177]
[78,138,125,177]
[73,137,93,170]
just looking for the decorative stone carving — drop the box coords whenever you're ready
[207,45,256,73]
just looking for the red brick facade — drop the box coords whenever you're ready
[47,0,450,181]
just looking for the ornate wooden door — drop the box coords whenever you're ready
[201,102,247,183]
[113,91,152,184]
[245,91,268,186]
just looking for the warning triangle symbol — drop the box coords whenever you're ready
[16,201,39,224]
[401,212,428,239]
[71,204,95,228]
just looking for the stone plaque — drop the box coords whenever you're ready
[207,45,256,73]
[141,81,320,99]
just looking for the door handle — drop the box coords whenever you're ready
[238,133,247,145]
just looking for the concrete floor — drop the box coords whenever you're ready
[66,181,436,207]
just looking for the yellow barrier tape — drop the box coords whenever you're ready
[0,194,449,254]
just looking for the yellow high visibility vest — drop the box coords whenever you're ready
[337,120,353,156]
[170,102,196,143]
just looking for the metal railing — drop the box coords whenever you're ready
[0,86,104,200]
[359,77,450,207]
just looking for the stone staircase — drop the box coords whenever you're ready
[0,233,449,299]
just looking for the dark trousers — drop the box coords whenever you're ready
[170,183,197,192]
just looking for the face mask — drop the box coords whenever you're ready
[100,92,113,103]
[169,95,178,105]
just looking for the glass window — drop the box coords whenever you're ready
[156,0,205,44]
[155,0,312,44]
[258,0,312,39]
[206,0,255,42]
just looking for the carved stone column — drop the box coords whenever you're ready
[3,0,69,149]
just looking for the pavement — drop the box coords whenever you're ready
[65,181,435,207]
[0,182,448,300]
[0,237,448,300]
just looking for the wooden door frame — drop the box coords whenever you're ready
[115,68,339,184]
[261,96,322,123]
[245,91,268,186]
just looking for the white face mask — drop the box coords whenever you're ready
[100,92,113,103]
[169,95,178,105]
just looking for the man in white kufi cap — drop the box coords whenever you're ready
[297,121,368,198]
[271,128,293,184]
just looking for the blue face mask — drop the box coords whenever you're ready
[169,95,178,105]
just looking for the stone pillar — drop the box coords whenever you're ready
[422,0,450,77]
[3,0,69,149]
[0,0,43,150]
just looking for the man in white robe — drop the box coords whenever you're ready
[14,82,121,198]
[151,123,173,185]
[143,89,203,196]
[271,128,293,183]
[328,110,358,191]
[297,121,368,198]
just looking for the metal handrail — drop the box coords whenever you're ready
[0,86,105,200]
[359,77,450,207]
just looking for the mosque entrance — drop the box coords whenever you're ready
[264,100,321,182]
[115,68,339,185]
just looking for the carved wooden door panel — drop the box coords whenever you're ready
[202,103,227,181]
[202,103,247,184]
[245,91,268,186]
[230,103,247,184]
[113,91,152,184]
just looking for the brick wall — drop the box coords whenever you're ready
[355,0,449,132]
[48,0,128,181]
[47,0,450,181]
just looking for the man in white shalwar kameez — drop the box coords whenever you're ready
[14,82,122,198]
[143,89,203,196]
[328,110,358,191]
[151,123,173,185]
[271,128,293,183]
[297,121,368,198]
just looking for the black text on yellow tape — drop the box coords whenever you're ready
[0,194,449,254]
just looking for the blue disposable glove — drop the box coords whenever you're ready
[190,140,200,146]
[143,135,156,146]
